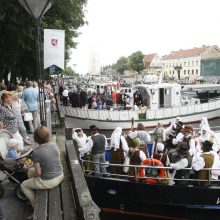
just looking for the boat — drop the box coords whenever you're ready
[82,160,220,220]
[61,82,220,131]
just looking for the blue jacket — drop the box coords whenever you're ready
[22,87,39,111]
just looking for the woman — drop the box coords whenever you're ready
[129,138,147,182]
[110,127,129,174]
[21,126,64,216]
[0,91,23,149]
[149,122,166,156]
[12,93,32,145]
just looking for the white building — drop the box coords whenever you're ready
[162,45,220,82]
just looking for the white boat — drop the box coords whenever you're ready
[61,83,220,130]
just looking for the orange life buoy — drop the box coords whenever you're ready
[139,158,166,183]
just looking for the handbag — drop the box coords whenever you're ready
[24,112,33,121]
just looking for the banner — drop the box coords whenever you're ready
[44,29,65,70]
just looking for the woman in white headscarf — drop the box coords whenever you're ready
[110,127,129,174]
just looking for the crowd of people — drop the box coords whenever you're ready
[58,83,149,112]
[73,117,220,186]
[0,81,63,220]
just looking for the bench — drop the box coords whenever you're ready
[33,152,77,220]
[65,140,100,220]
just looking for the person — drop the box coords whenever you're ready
[164,120,184,151]
[129,138,147,182]
[22,81,40,133]
[149,122,166,156]
[6,138,22,158]
[199,117,210,133]
[181,125,196,157]
[21,126,64,218]
[79,125,108,175]
[153,143,169,167]
[192,140,214,186]
[109,127,129,175]
[128,123,151,157]
[0,91,24,149]
[72,128,88,149]
[62,87,69,106]
[12,93,32,145]
[169,142,192,186]
[198,126,220,152]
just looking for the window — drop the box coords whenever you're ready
[188,70,190,75]
[184,70,186,75]
[196,69,198,75]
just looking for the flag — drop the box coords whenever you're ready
[44,29,65,70]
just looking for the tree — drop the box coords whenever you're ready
[0,0,87,84]
[115,56,128,75]
[128,51,145,73]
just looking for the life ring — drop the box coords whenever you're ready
[139,158,166,183]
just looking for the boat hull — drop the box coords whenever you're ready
[64,107,220,130]
[85,175,220,220]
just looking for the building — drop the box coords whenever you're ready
[201,46,220,80]
[143,53,162,75]
[162,45,220,82]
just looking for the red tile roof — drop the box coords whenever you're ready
[144,53,157,63]
[144,53,157,67]
[165,47,209,60]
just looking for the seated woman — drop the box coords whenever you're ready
[21,126,64,219]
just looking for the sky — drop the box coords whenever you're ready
[68,0,220,74]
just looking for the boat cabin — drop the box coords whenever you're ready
[134,83,181,110]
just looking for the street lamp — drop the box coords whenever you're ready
[18,0,53,126]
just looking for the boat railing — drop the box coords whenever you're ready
[62,97,220,121]
[81,159,220,187]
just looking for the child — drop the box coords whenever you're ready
[6,139,22,159]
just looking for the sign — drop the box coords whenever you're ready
[44,29,65,70]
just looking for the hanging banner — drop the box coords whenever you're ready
[44,29,65,70]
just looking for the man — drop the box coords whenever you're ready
[169,142,192,186]
[80,125,107,175]
[192,140,214,186]
[22,81,40,133]
[128,123,151,157]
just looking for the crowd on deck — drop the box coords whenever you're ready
[0,81,63,220]
[73,116,220,186]
[58,83,147,111]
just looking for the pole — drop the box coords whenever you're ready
[35,19,46,126]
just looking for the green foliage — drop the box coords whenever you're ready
[128,51,145,73]
[0,0,87,83]
[62,66,75,76]
[115,56,128,75]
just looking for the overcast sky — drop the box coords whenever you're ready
[68,0,220,74]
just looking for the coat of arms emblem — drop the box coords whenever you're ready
[51,39,58,46]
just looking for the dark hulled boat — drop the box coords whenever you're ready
[85,170,220,220]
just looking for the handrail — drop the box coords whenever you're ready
[81,159,220,187]
[62,97,220,121]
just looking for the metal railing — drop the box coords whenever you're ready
[81,159,220,187]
